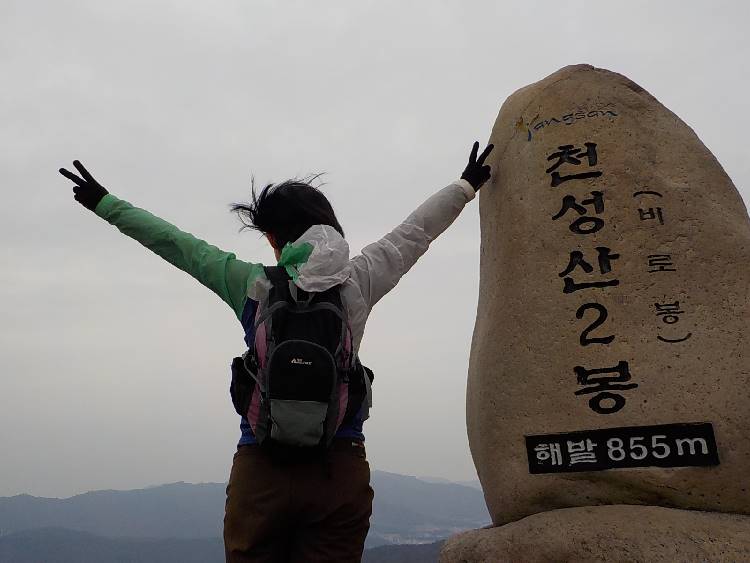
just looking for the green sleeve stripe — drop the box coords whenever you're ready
[95,193,265,320]
[94,193,118,217]
[278,240,314,281]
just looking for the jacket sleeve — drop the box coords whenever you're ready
[349,179,476,309]
[94,194,265,320]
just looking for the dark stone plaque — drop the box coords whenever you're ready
[526,422,719,474]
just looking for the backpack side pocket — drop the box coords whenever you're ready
[230,355,256,417]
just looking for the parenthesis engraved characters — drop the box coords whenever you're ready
[655,300,693,343]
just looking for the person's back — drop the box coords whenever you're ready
[59,141,493,562]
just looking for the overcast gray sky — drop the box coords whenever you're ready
[2,0,749,498]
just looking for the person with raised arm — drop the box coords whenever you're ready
[59,141,493,563]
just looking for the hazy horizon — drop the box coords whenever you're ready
[2,0,749,498]
[0,469,482,500]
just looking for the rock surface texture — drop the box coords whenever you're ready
[440,505,750,563]
[467,64,750,526]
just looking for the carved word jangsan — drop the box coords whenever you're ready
[526,108,619,140]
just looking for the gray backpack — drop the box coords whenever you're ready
[230,266,372,451]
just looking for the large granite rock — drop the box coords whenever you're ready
[440,505,750,562]
[468,64,750,525]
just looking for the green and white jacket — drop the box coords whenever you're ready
[94,178,476,440]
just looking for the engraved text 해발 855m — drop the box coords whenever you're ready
[526,423,719,474]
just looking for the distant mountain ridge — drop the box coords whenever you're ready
[0,482,224,539]
[0,528,224,563]
[0,528,444,563]
[0,471,489,551]
[417,476,482,489]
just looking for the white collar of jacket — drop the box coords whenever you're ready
[246,224,352,301]
[290,224,352,292]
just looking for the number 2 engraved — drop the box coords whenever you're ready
[576,302,615,346]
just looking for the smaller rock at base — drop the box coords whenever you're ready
[440,505,750,563]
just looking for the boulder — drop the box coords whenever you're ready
[468,64,750,525]
[440,505,750,563]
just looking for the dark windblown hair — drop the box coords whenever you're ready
[231,175,344,249]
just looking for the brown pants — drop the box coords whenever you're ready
[224,440,374,563]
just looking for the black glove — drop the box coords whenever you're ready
[461,141,494,191]
[59,160,109,212]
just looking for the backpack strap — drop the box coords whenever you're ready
[358,361,374,422]
[264,266,290,297]
[254,266,291,330]
[264,265,313,304]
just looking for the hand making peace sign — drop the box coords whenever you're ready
[58,160,109,212]
[461,141,494,191]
